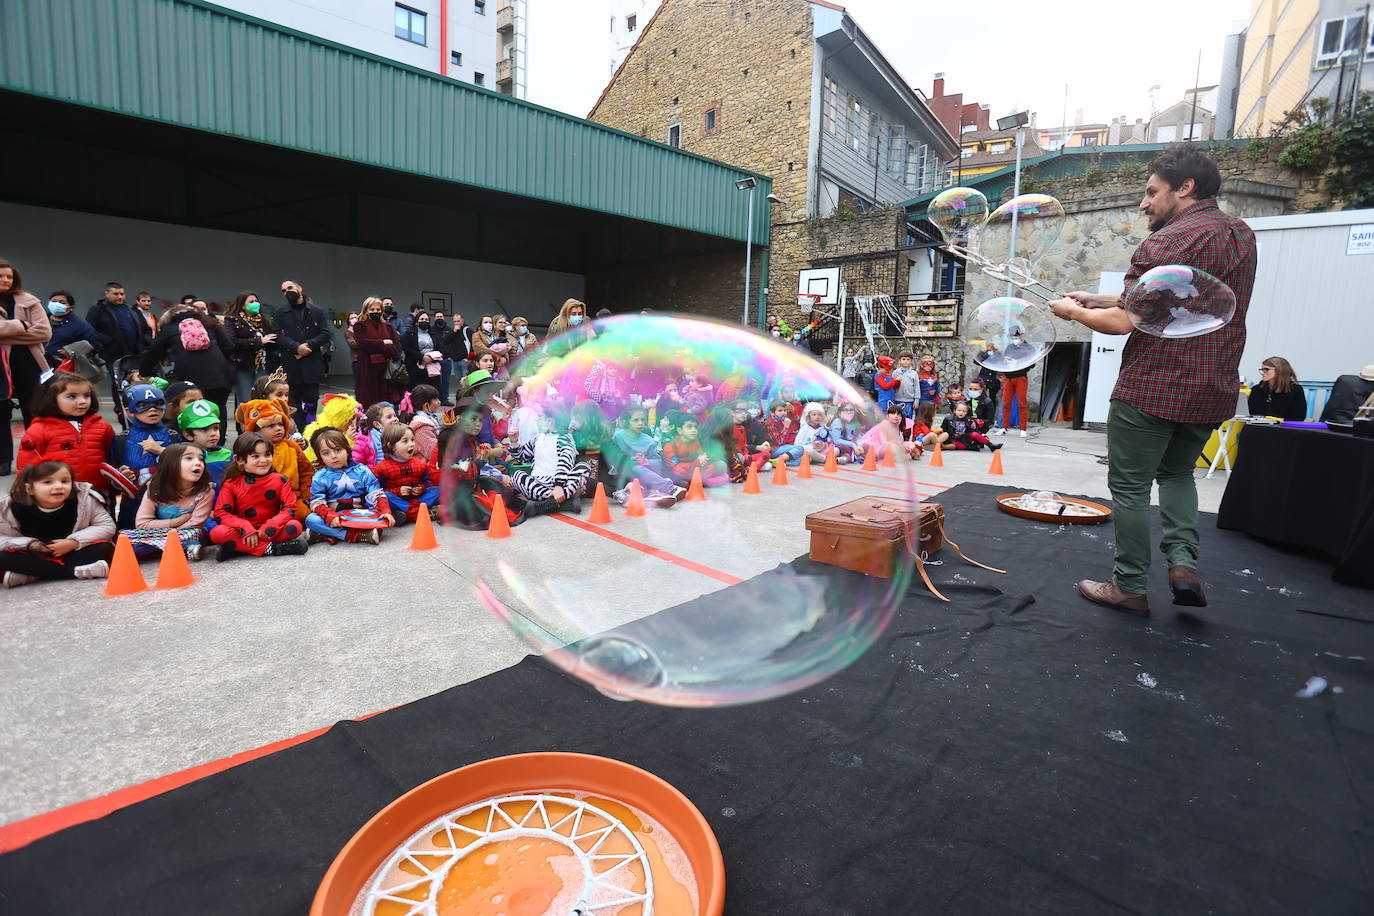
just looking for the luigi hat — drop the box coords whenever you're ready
[178,399,222,430]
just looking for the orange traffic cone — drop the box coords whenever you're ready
[588,482,614,524]
[881,447,896,468]
[154,531,196,591]
[742,464,762,494]
[823,447,839,473]
[928,441,944,467]
[625,479,647,517]
[987,449,1005,475]
[861,448,877,471]
[684,467,707,501]
[104,534,148,598]
[797,451,814,478]
[485,494,513,539]
[408,503,441,549]
[771,458,789,486]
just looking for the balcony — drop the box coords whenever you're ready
[497,5,514,34]
[496,52,515,90]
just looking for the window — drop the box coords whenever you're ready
[703,106,719,133]
[450,51,462,66]
[474,72,485,87]
[1316,16,1370,66]
[960,147,974,159]
[394,4,426,45]
[667,123,682,147]
[822,77,840,136]
[627,13,637,32]
[1082,134,1100,146]
[474,0,486,14]
[836,187,873,216]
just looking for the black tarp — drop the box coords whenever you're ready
[1,483,1371,914]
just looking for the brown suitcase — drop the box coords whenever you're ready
[805,496,944,578]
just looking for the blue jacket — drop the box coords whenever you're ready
[310,463,388,512]
[117,419,177,479]
[44,315,107,363]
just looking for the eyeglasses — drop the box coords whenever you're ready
[1258,366,1274,373]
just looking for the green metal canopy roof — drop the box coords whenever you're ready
[0,0,771,246]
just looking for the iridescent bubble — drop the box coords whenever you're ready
[976,194,1068,286]
[1122,265,1236,338]
[963,297,1056,372]
[441,314,920,707]
[926,187,989,249]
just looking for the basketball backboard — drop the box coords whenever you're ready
[796,267,841,305]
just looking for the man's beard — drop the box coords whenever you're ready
[1148,215,1168,232]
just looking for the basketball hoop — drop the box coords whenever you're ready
[797,293,821,314]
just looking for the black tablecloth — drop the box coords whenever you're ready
[1217,424,1374,587]
[2,483,1372,914]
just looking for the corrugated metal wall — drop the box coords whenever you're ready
[0,0,771,245]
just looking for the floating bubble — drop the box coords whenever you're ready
[1122,265,1236,338]
[976,194,1068,286]
[926,187,989,249]
[441,314,919,707]
[963,297,1056,372]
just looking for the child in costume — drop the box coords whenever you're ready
[372,423,441,524]
[861,404,922,461]
[125,442,214,559]
[608,405,681,507]
[795,402,848,463]
[236,369,294,433]
[873,355,899,410]
[495,407,592,515]
[17,372,116,489]
[239,397,313,520]
[305,428,393,543]
[115,383,176,486]
[729,400,773,477]
[302,393,362,464]
[177,400,233,487]
[917,355,941,406]
[208,432,308,560]
[0,460,116,587]
[763,398,804,467]
[661,411,729,488]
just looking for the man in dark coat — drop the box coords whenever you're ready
[86,281,151,429]
[273,280,331,429]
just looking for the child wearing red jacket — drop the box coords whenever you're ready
[730,401,772,475]
[17,373,117,489]
[208,432,308,560]
[873,356,899,409]
[373,423,441,523]
[661,411,728,487]
[762,399,804,467]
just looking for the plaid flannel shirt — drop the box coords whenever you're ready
[1113,199,1258,425]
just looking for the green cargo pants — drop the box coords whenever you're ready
[1106,400,1216,595]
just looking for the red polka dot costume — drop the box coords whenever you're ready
[208,471,303,556]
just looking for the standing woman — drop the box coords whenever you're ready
[140,299,237,424]
[223,291,279,415]
[0,260,52,476]
[1247,357,1306,420]
[511,316,539,356]
[471,315,511,375]
[42,290,105,368]
[547,298,589,339]
[343,312,361,385]
[353,297,403,408]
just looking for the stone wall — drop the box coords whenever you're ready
[767,206,903,330]
[585,249,756,322]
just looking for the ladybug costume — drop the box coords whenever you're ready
[208,471,303,556]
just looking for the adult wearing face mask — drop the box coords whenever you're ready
[42,290,106,368]
[0,260,52,476]
[471,315,513,374]
[353,296,403,408]
[224,291,279,413]
[274,279,330,428]
[402,308,445,393]
[510,316,538,355]
[548,298,590,340]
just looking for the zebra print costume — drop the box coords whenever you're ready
[506,433,592,501]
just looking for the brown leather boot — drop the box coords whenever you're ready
[1168,566,1207,607]
[1076,579,1150,617]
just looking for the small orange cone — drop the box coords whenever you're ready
[742,464,762,493]
[104,534,148,597]
[987,449,1005,475]
[929,442,944,467]
[625,480,647,517]
[771,458,789,486]
[409,503,442,549]
[823,447,839,473]
[861,448,878,471]
[588,482,614,524]
[881,447,896,468]
[684,467,707,501]
[484,495,512,539]
[797,451,813,479]
[154,531,196,591]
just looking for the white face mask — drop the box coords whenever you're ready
[482,322,493,332]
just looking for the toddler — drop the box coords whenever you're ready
[408,383,442,465]
[662,410,729,487]
[861,405,921,461]
[307,428,394,543]
[125,442,214,559]
[942,381,965,413]
[18,372,116,489]
[796,402,849,463]
[373,423,441,523]
[0,460,116,587]
[940,401,1002,452]
[240,398,313,519]
[873,356,898,409]
[497,408,593,515]
[116,384,175,487]
[352,402,397,467]
[208,432,308,560]
[762,399,804,467]
[912,402,940,448]
[177,400,233,487]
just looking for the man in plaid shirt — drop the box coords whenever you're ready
[1049,146,1257,615]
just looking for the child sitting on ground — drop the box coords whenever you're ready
[912,402,940,448]
[116,383,176,488]
[828,402,865,463]
[497,407,592,515]
[240,398,313,520]
[763,398,804,467]
[940,400,1002,452]
[208,432,308,560]
[730,400,773,476]
[18,373,116,490]
[0,460,116,587]
[352,402,398,468]
[965,378,995,432]
[662,410,729,487]
[302,393,362,464]
[372,423,441,524]
[306,428,394,543]
[607,406,681,506]
[125,442,214,560]
[177,400,233,487]
[796,401,848,463]
[407,384,443,466]
[861,404,921,461]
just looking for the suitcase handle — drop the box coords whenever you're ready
[841,511,892,524]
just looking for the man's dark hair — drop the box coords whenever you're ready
[1148,145,1222,200]
[181,294,196,304]
[105,281,123,291]
[411,303,424,313]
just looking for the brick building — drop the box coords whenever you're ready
[588,0,959,330]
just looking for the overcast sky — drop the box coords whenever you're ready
[527,0,1251,129]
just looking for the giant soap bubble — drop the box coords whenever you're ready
[440,314,919,707]
[963,297,1057,372]
[1122,265,1236,338]
[927,187,989,249]
[977,193,1068,286]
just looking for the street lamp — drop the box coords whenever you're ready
[736,176,757,326]
[996,111,1031,294]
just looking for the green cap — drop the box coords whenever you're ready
[463,369,494,388]
[149,376,169,390]
[177,399,222,430]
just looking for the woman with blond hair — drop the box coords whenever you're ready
[510,315,539,355]
[1247,356,1306,420]
[353,296,402,407]
[548,298,589,339]
[471,314,515,373]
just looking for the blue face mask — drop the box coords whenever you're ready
[569,314,584,326]
[46,301,70,317]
